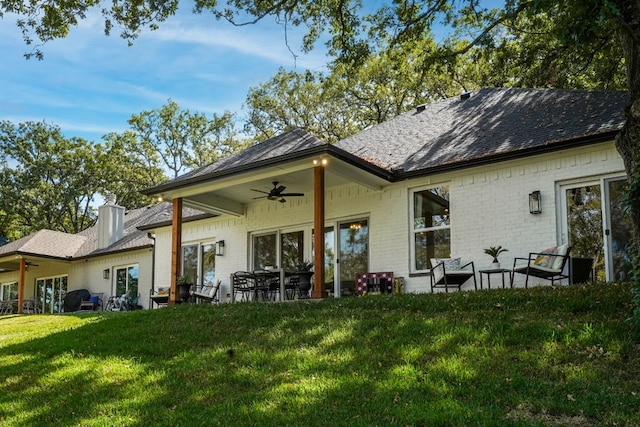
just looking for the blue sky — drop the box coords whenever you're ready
[0,4,330,142]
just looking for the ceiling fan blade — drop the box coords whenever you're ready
[280,193,304,197]
[251,189,270,195]
[275,185,286,194]
[252,195,268,200]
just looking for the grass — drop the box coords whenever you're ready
[1,283,639,426]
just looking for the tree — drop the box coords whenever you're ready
[3,1,639,273]
[127,100,246,179]
[0,121,164,239]
[244,42,485,143]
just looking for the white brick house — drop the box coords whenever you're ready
[0,88,631,312]
[142,88,631,301]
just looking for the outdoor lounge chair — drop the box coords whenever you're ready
[430,258,477,292]
[193,280,221,304]
[511,244,571,288]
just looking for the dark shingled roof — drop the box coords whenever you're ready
[164,128,327,187]
[335,88,627,174]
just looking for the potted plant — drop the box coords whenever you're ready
[484,246,508,269]
[177,275,193,303]
[295,260,314,299]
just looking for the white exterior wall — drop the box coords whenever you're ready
[150,141,625,299]
[69,249,153,308]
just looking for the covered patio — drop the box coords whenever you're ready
[141,129,393,304]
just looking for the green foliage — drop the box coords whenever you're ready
[626,163,640,331]
[0,284,639,425]
[295,259,314,271]
[127,100,247,178]
[483,246,508,262]
[0,121,165,239]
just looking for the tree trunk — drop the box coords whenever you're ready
[613,0,640,262]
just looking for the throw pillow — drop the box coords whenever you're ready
[534,245,557,268]
[436,258,462,271]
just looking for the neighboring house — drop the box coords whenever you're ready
[0,196,208,313]
[142,88,632,301]
[0,88,632,312]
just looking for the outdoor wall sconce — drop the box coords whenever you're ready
[103,269,110,279]
[215,240,225,256]
[529,191,542,214]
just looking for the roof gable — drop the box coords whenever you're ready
[159,128,327,189]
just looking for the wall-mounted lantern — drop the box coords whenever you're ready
[215,240,225,257]
[529,191,542,214]
[103,269,110,279]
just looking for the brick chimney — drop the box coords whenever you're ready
[98,194,124,249]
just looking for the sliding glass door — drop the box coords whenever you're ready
[560,176,631,282]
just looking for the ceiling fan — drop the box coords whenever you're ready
[251,181,304,203]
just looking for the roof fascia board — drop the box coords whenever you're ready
[142,145,395,197]
[394,132,619,181]
[74,245,154,261]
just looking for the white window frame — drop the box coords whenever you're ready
[410,184,452,274]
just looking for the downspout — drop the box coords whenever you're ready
[147,233,156,309]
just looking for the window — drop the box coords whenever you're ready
[115,265,139,298]
[280,231,304,271]
[200,243,216,288]
[0,282,18,301]
[412,186,451,271]
[36,275,68,313]
[181,242,217,291]
[252,230,306,270]
[182,244,198,283]
[253,233,277,269]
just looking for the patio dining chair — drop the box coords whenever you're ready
[232,272,266,302]
[430,258,477,292]
[253,269,280,301]
[511,244,571,288]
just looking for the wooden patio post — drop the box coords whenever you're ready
[312,165,325,299]
[170,197,183,305]
[17,257,25,314]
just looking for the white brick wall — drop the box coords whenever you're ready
[151,141,626,298]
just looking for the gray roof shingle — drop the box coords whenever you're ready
[163,128,327,188]
[0,202,208,261]
[335,88,627,174]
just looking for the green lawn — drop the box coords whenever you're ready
[1,283,639,426]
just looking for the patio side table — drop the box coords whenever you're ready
[479,268,511,290]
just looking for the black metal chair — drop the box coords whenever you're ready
[429,258,477,292]
[511,245,572,288]
[232,272,266,302]
[253,269,280,301]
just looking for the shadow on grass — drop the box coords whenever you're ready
[0,283,638,426]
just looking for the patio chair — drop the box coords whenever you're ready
[193,280,221,304]
[232,272,265,302]
[430,258,477,292]
[511,244,571,288]
[253,269,280,301]
[80,292,104,311]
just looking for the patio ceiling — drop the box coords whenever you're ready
[152,154,392,216]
